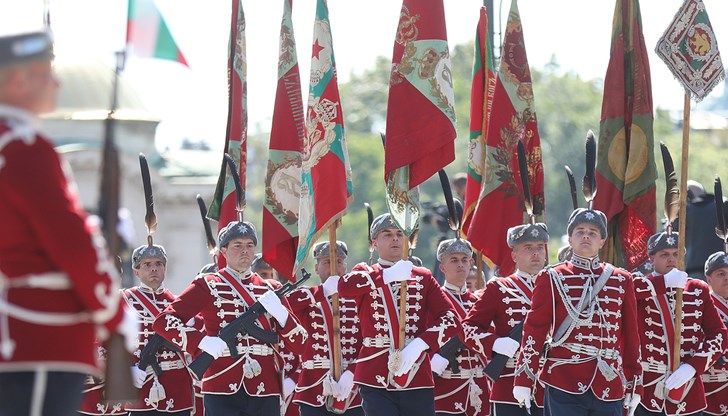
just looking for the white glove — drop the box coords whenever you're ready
[430,353,449,376]
[130,365,147,389]
[333,370,355,401]
[259,291,289,326]
[665,363,696,390]
[395,337,428,376]
[198,335,227,359]
[512,386,532,410]
[624,393,641,412]
[283,377,296,398]
[664,268,689,289]
[323,275,340,297]
[383,260,413,284]
[117,306,140,353]
[492,336,520,358]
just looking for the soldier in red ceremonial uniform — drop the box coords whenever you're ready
[512,208,643,416]
[152,220,307,416]
[632,233,728,416]
[430,238,489,416]
[462,223,550,416]
[0,31,136,416]
[125,244,195,415]
[286,241,363,416]
[704,252,728,416]
[338,213,460,416]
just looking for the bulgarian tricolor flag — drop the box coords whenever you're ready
[385,0,456,189]
[263,0,305,282]
[594,0,656,271]
[462,6,496,235]
[126,0,188,66]
[294,0,353,272]
[466,0,545,276]
[208,0,248,252]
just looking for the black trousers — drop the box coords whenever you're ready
[128,410,191,415]
[0,370,85,416]
[299,403,365,416]
[635,405,704,416]
[202,389,279,416]
[492,402,544,416]
[544,386,622,416]
[359,385,435,416]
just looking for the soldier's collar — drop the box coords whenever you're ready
[0,104,39,128]
[515,269,536,286]
[571,253,601,271]
[713,291,728,304]
[225,266,252,281]
[443,281,467,294]
[138,283,165,295]
[378,258,396,267]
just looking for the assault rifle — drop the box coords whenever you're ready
[138,334,183,377]
[436,335,467,374]
[484,321,523,382]
[188,269,311,379]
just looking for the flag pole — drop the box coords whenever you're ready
[673,91,690,371]
[399,238,409,348]
[328,226,342,381]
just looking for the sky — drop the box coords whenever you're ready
[3,0,727,151]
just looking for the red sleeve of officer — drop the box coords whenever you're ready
[418,269,460,352]
[0,135,123,330]
[462,279,501,359]
[514,268,553,387]
[153,278,212,354]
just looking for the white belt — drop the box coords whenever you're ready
[302,359,331,369]
[440,367,484,379]
[561,343,620,360]
[702,372,728,383]
[144,359,186,375]
[363,336,391,348]
[221,344,274,357]
[505,356,517,369]
[0,272,72,290]
[641,361,669,373]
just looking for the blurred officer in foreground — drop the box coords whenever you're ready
[0,31,135,415]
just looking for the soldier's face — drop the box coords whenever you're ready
[707,267,728,298]
[511,241,547,275]
[649,248,679,275]
[1,60,59,115]
[221,237,256,272]
[256,267,275,280]
[134,257,166,290]
[568,224,605,258]
[316,256,347,281]
[439,253,473,286]
[373,228,405,262]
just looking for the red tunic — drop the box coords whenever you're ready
[633,273,728,415]
[435,283,489,416]
[286,284,363,409]
[513,257,642,401]
[0,106,124,376]
[152,268,306,396]
[705,292,728,416]
[123,286,194,412]
[337,261,459,390]
[462,271,545,408]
